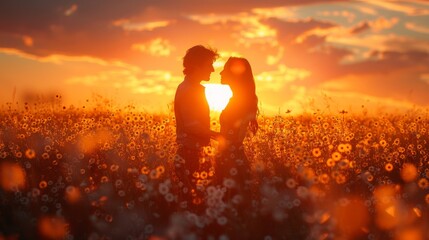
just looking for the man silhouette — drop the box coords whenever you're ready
[174,45,219,197]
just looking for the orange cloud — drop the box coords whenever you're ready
[370,17,399,32]
[422,74,429,84]
[251,7,296,19]
[187,13,236,24]
[264,17,336,45]
[319,10,356,22]
[66,68,180,96]
[349,17,398,34]
[320,64,429,106]
[188,12,278,46]
[256,65,311,91]
[0,47,135,68]
[22,35,33,47]
[354,5,378,15]
[357,0,429,16]
[327,34,429,53]
[64,4,78,16]
[132,38,175,56]
[405,22,429,34]
[116,20,172,31]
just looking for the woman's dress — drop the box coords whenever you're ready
[215,97,253,189]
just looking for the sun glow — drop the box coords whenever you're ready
[204,84,232,112]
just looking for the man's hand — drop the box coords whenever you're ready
[249,119,258,135]
[210,130,222,141]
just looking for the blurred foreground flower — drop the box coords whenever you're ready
[0,162,26,191]
[38,216,69,239]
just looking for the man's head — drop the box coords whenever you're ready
[183,45,219,81]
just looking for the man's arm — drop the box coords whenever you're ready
[177,90,212,139]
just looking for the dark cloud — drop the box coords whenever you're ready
[259,17,350,84]
[0,0,152,59]
[316,50,429,104]
[264,18,336,43]
[263,18,351,82]
[0,0,62,34]
[350,22,370,34]
[109,0,347,15]
[264,15,429,105]
[0,0,346,61]
[347,50,429,75]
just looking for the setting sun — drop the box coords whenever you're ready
[204,83,232,112]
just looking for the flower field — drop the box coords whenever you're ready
[1,102,428,240]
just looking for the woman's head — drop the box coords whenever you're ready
[221,57,256,96]
[220,57,259,116]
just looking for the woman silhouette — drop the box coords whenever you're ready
[215,57,259,193]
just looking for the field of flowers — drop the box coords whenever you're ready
[1,101,428,240]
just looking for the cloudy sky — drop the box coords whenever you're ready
[1,0,428,115]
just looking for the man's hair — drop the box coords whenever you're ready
[183,45,219,75]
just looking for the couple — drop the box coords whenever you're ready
[174,45,258,201]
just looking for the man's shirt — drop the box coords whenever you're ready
[174,77,211,149]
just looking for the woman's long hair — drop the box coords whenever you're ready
[224,57,259,124]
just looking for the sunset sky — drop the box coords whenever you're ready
[1,0,428,115]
